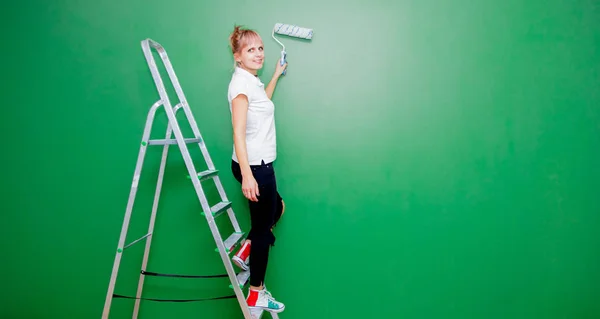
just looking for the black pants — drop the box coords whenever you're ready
[231,159,284,286]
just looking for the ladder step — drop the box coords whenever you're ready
[229,270,250,289]
[224,232,245,253]
[193,169,219,182]
[147,138,201,145]
[205,201,231,218]
[250,307,276,319]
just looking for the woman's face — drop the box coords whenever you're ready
[235,39,264,74]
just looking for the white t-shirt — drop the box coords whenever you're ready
[228,67,277,165]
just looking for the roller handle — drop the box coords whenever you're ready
[280,50,287,76]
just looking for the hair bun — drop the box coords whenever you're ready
[229,25,242,53]
[229,25,261,60]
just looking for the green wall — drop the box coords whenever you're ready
[2,0,599,318]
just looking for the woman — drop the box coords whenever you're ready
[227,25,287,313]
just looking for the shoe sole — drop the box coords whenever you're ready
[232,256,249,271]
[249,305,285,313]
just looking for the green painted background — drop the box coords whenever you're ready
[2,0,599,318]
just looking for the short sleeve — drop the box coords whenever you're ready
[228,77,249,103]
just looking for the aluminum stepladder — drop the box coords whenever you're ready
[101,38,279,319]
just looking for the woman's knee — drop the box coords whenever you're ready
[252,230,276,248]
[281,199,285,215]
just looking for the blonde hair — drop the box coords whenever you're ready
[229,25,262,67]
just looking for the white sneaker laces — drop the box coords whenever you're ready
[262,287,275,301]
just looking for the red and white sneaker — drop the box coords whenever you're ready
[247,287,285,313]
[232,240,250,271]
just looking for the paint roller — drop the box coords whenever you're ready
[271,23,313,75]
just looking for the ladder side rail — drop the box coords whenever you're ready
[132,120,174,318]
[149,39,217,170]
[102,100,163,319]
[141,39,254,319]
[140,40,212,219]
[149,39,241,233]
